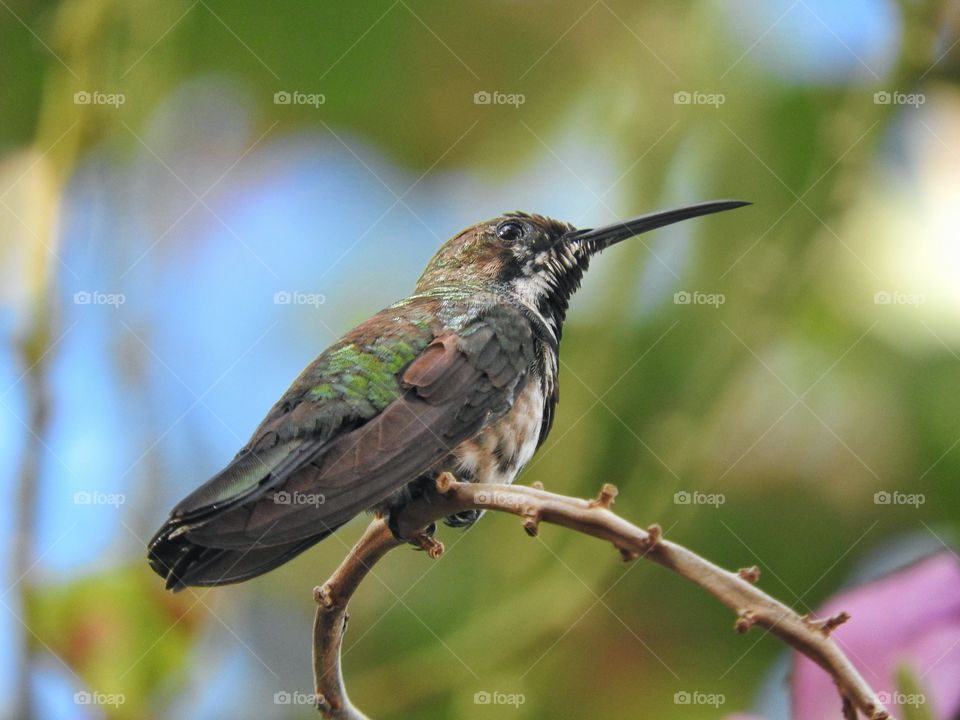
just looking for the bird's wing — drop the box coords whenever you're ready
[156,301,535,550]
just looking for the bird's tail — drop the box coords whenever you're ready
[147,519,336,591]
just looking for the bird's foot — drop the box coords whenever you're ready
[387,511,444,558]
[442,509,481,528]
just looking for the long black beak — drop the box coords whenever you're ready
[565,200,750,252]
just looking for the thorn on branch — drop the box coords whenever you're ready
[842,695,857,720]
[738,566,761,583]
[618,524,660,561]
[315,692,333,714]
[645,524,662,548]
[735,610,756,634]
[315,584,336,610]
[522,507,540,537]
[804,611,850,637]
[618,546,638,561]
[411,532,444,559]
[590,483,619,509]
[843,692,889,720]
[435,471,456,493]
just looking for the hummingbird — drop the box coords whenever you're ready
[148,200,748,590]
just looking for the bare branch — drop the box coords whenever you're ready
[312,519,400,720]
[313,476,892,720]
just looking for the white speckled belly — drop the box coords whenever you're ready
[451,381,544,485]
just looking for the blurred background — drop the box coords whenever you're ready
[2,1,959,718]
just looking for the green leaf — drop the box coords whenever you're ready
[896,663,934,720]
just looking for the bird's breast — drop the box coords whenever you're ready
[451,380,545,486]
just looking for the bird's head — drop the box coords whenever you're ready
[416,200,749,339]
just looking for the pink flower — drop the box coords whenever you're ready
[793,552,960,719]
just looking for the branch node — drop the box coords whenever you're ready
[314,584,336,610]
[644,524,662,548]
[804,611,851,637]
[737,565,761,583]
[842,695,857,720]
[531,480,544,490]
[315,692,332,713]
[411,532,444,559]
[590,483,619,509]
[619,524,662,560]
[435,471,456,493]
[734,610,756,634]
[522,507,540,537]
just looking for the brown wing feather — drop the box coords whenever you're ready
[185,314,533,548]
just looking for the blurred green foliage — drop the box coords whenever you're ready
[25,567,198,719]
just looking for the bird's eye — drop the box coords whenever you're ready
[496,221,524,241]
